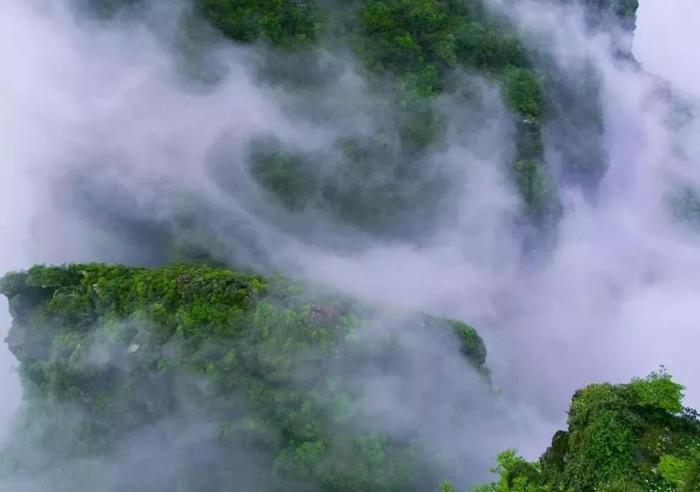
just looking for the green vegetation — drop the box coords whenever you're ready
[8,266,694,492]
[246,135,449,236]
[81,1,641,232]
[514,159,558,218]
[471,371,700,491]
[1,1,662,490]
[354,0,553,218]
[614,0,640,20]
[248,138,320,211]
[198,0,321,46]
[0,264,487,491]
[195,0,565,224]
[354,0,538,103]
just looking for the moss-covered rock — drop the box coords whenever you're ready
[0,264,488,491]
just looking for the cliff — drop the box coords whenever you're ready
[65,0,640,268]
[0,264,486,491]
[474,371,700,491]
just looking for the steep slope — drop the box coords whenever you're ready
[474,372,700,491]
[0,264,487,491]
[200,0,637,219]
[62,0,640,267]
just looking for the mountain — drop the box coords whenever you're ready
[4,1,699,491]
[0,264,487,491]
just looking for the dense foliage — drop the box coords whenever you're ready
[1,1,665,491]
[244,135,450,236]
[0,264,487,491]
[197,0,639,230]
[472,371,700,491]
[66,0,640,255]
[198,0,320,46]
[199,0,560,226]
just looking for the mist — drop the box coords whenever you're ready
[636,0,699,98]
[1,0,700,489]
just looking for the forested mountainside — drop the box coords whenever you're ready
[5,0,700,491]
[61,0,639,270]
[0,264,487,491]
[4,266,699,492]
[471,372,700,491]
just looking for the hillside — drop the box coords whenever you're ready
[0,264,487,491]
[6,0,700,491]
[473,371,700,491]
[64,0,640,268]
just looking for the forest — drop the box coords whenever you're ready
[3,0,699,491]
